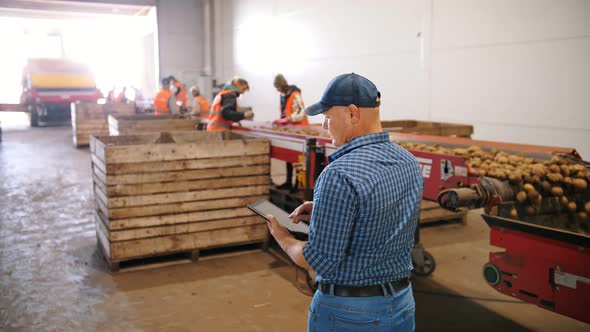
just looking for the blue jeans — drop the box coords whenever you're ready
[308,283,415,332]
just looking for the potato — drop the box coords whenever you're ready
[572,178,588,190]
[579,212,588,220]
[585,202,590,214]
[516,191,527,203]
[527,190,540,201]
[525,206,536,215]
[509,208,519,219]
[508,172,522,183]
[547,173,564,183]
[560,196,569,205]
[523,183,535,193]
[540,181,552,193]
[568,202,577,212]
[550,186,564,197]
[531,164,547,177]
[549,164,561,173]
[560,165,570,176]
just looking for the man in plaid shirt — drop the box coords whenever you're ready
[267,73,423,332]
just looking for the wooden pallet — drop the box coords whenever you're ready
[420,199,467,224]
[381,120,473,138]
[71,102,135,147]
[91,131,272,271]
[96,237,266,272]
[108,114,200,136]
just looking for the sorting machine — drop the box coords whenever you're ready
[424,139,588,324]
[236,123,589,323]
[234,122,474,277]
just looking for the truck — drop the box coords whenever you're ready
[20,58,102,127]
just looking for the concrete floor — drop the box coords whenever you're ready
[0,125,588,331]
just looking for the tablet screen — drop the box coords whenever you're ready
[247,199,309,235]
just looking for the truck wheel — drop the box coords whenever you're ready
[29,105,39,127]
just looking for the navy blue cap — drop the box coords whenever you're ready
[161,77,170,85]
[305,73,381,116]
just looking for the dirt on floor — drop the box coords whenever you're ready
[0,126,588,332]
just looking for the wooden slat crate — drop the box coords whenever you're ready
[71,102,135,147]
[381,120,473,138]
[90,131,271,271]
[108,114,200,136]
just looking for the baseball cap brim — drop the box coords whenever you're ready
[305,102,332,116]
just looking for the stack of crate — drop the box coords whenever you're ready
[71,102,136,147]
[90,131,271,271]
[108,114,200,136]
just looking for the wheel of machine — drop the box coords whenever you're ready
[482,263,501,286]
[29,104,39,127]
[413,250,436,276]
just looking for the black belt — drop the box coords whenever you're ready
[318,278,410,297]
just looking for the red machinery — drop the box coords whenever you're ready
[437,172,589,323]
[237,122,590,323]
[20,58,102,127]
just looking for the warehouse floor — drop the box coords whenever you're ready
[0,126,588,332]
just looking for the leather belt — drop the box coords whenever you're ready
[318,278,410,297]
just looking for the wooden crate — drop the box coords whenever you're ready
[108,114,200,136]
[381,120,473,138]
[71,102,135,147]
[90,131,271,271]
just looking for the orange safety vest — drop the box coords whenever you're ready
[154,89,172,115]
[194,96,211,122]
[173,81,188,106]
[207,89,237,131]
[284,90,308,125]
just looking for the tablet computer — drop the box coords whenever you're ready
[247,199,309,235]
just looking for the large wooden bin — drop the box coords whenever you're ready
[108,114,200,136]
[90,131,271,270]
[71,102,136,147]
[381,120,473,138]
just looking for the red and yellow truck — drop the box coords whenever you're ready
[20,58,102,126]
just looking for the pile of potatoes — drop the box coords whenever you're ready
[399,142,590,227]
[261,126,331,138]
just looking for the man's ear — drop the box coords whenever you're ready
[347,104,361,123]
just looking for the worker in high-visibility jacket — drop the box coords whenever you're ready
[153,77,178,115]
[154,78,178,115]
[206,77,253,131]
[188,85,211,124]
[169,76,189,109]
[273,74,308,190]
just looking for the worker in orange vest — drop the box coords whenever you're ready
[153,77,178,115]
[168,76,189,110]
[206,77,253,131]
[273,74,308,126]
[189,85,211,124]
[273,74,308,190]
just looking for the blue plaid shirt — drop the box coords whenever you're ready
[303,132,423,286]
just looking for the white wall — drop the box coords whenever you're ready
[215,0,590,158]
[156,0,206,94]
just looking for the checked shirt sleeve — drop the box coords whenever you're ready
[303,168,358,278]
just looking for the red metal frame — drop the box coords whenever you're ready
[487,219,590,324]
[236,122,578,200]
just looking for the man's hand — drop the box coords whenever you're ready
[244,110,254,120]
[289,201,313,224]
[266,214,291,242]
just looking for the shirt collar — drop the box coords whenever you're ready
[328,131,390,163]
